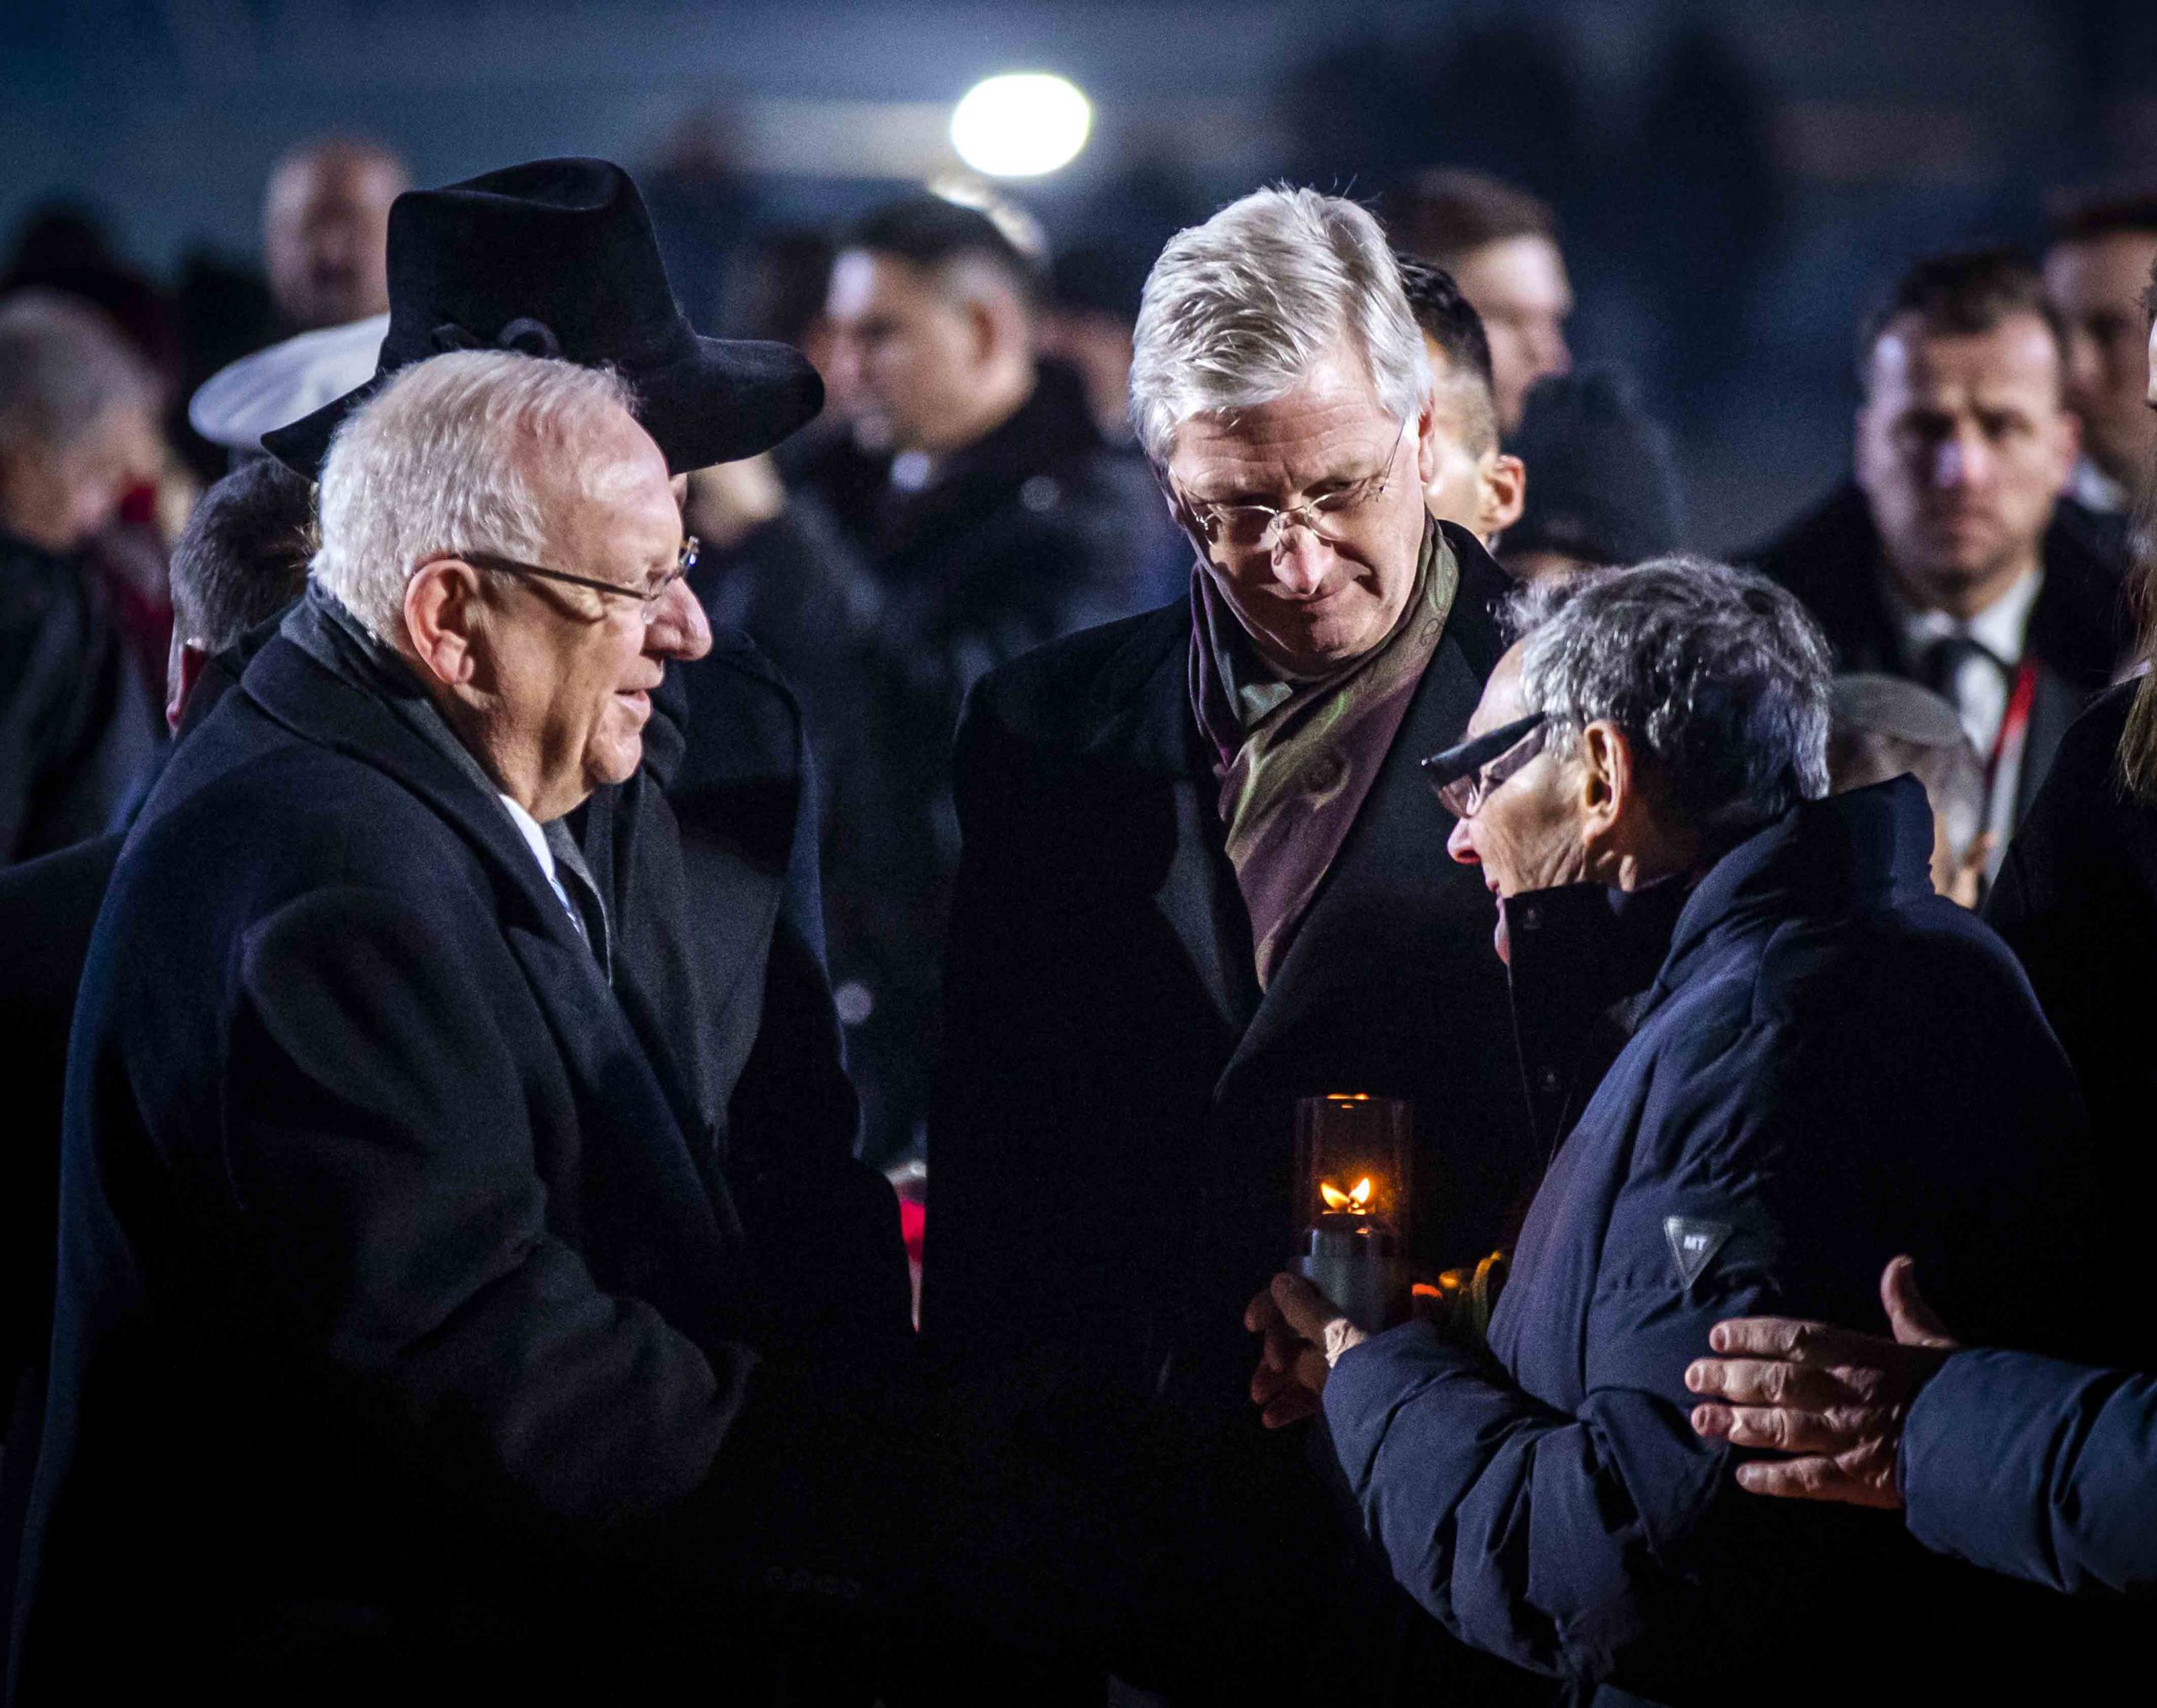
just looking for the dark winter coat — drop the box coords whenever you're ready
[1903,1347,2157,1597]
[1320,779,2111,1705]
[924,526,1545,1705]
[1986,683,2157,1313]
[0,532,158,865]
[811,361,1186,1163]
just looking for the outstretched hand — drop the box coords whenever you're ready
[1244,1272,1363,1430]
[1686,1255,1958,1507]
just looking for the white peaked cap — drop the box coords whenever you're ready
[187,313,391,452]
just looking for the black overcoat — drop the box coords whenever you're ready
[7,613,918,1701]
[923,525,1544,1703]
[1986,681,2155,1325]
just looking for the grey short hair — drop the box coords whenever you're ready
[1828,674,1985,856]
[311,350,639,639]
[1506,557,1833,841]
[0,289,157,455]
[1127,186,1432,463]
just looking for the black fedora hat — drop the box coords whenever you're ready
[263,157,822,479]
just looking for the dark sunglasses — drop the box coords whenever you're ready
[1420,712,1550,819]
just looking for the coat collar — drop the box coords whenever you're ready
[239,597,594,971]
[228,603,740,1284]
[1650,775,1936,1005]
[1501,877,1689,1158]
[875,361,1103,563]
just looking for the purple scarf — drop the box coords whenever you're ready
[1189,519,1458,987]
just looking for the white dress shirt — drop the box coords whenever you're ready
[1886,566,2042,869]
[496,791,581,931]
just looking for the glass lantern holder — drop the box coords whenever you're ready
[1292,1092,1412,1335]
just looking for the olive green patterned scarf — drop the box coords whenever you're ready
[1189,518,1459,987]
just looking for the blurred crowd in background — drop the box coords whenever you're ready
[5,2,2157,1177]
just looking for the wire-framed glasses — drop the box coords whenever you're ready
[439,535,701,618]
[1180,415,1415,554]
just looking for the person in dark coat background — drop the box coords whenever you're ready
[1496,369,1685,581]
[1980,254,2155,1298]
[1748,248,2130,873]
[0,452,316,1662]
[926,188,1542,1707]
[1690,1254,2157,1599]
[0,291,163,863]
[806,192,1184,1164]
[1255,559,2111,1705]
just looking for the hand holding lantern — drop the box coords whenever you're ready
[1293,1094,1411,1335]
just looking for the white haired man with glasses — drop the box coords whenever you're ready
[18,349,1135,1700]
[925,186,1541,1705]
[1246,559,2115,1703]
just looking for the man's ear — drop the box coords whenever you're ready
[403,558,483,688]
[963,290,1010,371]
[1413,394,1442,489]
[1480,452,1527,538]
[167,639,207,733]
[1576,720,1635,847]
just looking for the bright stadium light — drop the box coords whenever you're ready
[949,72,1093,178]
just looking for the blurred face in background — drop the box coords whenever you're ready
[823,250,1030,457]
[1448,236,1573,435]
[1855,311,2079,620]
[1165,345,1436,677]
[0,396,161,555]
[264,143,406,331]
[2044,230,2157,495]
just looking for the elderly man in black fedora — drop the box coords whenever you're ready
[1,161,886,1656]
[8,163,1130,1704]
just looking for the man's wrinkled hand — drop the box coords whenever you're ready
[1686,1255,1958,1507]
[1244,1272,1362,1430]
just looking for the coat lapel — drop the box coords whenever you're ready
[502,924,742,1344]
[239,636,735,1260]
[1081,607,1261,1036]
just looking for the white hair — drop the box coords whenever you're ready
[0,289,157,454]
[310,350,640,639]
[1127,186,1432,464]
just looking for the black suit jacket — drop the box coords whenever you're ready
[923,527,1544,1704]
[7,618,929,1701]
[1747,482,2129,820]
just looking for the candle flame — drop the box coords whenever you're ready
[1319,1176,1374,1213]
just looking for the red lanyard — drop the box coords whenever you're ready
[1985,658,2039,799]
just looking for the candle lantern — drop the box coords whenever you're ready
[1293,1093,1411,1335]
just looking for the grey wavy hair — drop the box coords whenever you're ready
[311,350,639,639]
[1127,186,1432,464]
[1505,557,1833,840]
